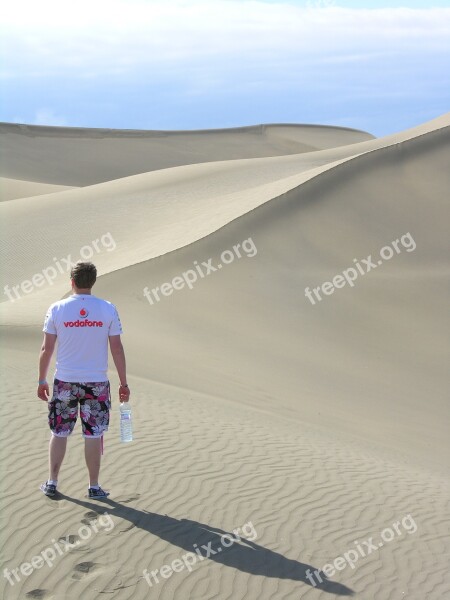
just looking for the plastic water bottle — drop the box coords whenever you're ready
[120,402,133,442]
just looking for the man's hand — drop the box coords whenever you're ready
[37,383,50,401]
[119,384,130,402]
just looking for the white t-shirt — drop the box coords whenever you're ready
[43,294,123,382]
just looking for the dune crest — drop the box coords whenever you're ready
[0,121,375,187]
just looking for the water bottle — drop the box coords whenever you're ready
[120,402,133,442]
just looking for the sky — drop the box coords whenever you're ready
[0,0,449,137]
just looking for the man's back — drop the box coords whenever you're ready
[43,293,123,382]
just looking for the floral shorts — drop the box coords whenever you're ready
[48,379,111,438]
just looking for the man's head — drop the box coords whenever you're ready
[70,261,97,291]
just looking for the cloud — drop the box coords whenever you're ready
[9,110,68,126]
[0,1,449,134]
[33,109,68,126]
[1,1,449,78]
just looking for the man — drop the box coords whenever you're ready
[37,261,130,498]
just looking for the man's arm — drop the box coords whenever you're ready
[37,333,57,401]
[109,335,130,402]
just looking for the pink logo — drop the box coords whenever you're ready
[64,320,103,328]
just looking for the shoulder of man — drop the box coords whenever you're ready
[94,298,121,321]
[46,297,70,312]
[98,298,119,311]
[45,300,58,314]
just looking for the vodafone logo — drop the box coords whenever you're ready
[64,319,103,328]
[64,305,102,327]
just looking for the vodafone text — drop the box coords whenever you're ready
[63,320,103,327]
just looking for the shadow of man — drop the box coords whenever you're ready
[57,493,354,596]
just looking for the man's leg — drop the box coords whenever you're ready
[46,380,77,487]
[49,435,68,481]
[84,437,102,487]
[80,382,110,490]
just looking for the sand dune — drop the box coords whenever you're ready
[0,113,446,304]
[0,121,375,187]
[1,114,449,600]
[0,177,75,202]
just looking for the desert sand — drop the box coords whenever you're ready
[0,115,449,600]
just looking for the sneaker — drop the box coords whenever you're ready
[40,481,57,497]
[88,486,110,499]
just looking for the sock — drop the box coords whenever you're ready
[89,484,100,490]
[48,480,58,486]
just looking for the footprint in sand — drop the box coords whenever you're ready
[72,561,99,580]
[116,494,141,504]
[81,510,102,525]
[56,534,82,550]
[58,533,78,544]
[25,590,52,599]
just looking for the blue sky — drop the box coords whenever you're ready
[265,1,450,6]
[1,0,449,137]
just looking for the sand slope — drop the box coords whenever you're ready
[0,121,375,186]
[1,115,449,600]
[0,177,75,202]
